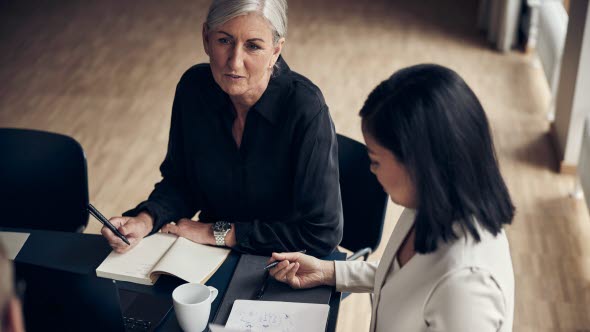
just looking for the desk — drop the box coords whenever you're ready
[3,228,344,331]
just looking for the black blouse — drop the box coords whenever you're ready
[124,57,343,256]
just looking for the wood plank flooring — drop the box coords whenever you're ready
[1,0,589,330]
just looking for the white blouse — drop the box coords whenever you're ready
[335,209,514,332]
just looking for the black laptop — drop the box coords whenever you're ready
[13,262,172,332]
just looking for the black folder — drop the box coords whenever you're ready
[212,253,337,325]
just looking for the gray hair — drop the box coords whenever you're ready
[206,0,288,44]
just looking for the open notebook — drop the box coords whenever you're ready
[96,233,230,285]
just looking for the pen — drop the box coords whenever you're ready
[253,270,269,300]
[88,203,131,246]
[263,249,306,270]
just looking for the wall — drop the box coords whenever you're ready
[553,0,590,171]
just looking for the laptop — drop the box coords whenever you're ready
[13,262,173,332]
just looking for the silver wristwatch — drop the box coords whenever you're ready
[212,221,232,246]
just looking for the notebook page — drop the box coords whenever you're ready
[225,300,330,332]
[151,236,230,283]
[96,233,177,285]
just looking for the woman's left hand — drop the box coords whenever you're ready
[161,218,215,245]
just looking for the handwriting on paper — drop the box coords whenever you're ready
[236,311,296,332]
[225,300,330,332]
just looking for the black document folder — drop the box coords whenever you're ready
[212,253,334,325]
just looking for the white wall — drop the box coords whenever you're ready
[553,0,590,169]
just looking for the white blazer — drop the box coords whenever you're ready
[335,209,514,332]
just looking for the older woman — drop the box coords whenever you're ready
[101,0,342,257]
[268,64,515,331]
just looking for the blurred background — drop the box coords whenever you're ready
[1,0,589,331]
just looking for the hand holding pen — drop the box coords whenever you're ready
[94,205,154,254]
[263,250,306,270]
[89,204,130,245]
[266,251,337,290]
[254,250,307,300]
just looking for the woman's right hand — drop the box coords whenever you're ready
[101,212,153,253]
[268,252,335,289]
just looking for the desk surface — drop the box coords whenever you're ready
[3,228,344,331]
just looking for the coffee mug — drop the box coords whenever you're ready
[172,283,219,332]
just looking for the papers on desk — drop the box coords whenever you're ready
[209,324,244,332]
[96,233,230,285]
[222,300,330,332]
[0,232,30,260]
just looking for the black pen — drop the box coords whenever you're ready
[253,270,270,300]
[88,203,131,246]
[263,249,306,270]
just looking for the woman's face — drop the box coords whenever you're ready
[363,132,417,208]
[203,13,284,102]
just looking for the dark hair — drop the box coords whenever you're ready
[360,64,515,254]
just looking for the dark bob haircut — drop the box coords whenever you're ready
[360,64,515,254]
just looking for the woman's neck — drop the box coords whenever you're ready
[231,104,249,149]
[228,73,271,148]
[397,224,416,267]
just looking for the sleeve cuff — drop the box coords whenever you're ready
[334,260,350,291]
[123,201,164,235]
[233,221,254,251]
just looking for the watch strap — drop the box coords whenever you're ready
[213,221,231,246]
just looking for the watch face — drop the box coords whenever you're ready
[213,221,231,232]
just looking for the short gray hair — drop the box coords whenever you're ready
[206,0,288,44]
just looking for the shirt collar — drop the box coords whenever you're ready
[208,71,232,109]
[209,56,291,125]
[251,56,290,125]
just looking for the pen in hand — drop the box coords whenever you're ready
[88,203,131,246]
[263,250,306,270]
[255,250,306,300]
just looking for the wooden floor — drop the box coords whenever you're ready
[1,0,589,330]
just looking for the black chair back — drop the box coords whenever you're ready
[337,134,388,258]
[0,128,89,232]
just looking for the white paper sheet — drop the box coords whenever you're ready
[209,324,245,332]
[225,300,330,332]
[0,232,30,260]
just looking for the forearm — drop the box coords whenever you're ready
[334,260,378,293]
[124,180,197,233]
[128,84,198,233]
[135,211,155,235]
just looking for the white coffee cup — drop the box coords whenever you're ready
[172,283,219,332]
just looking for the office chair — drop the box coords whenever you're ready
[0,128,89,232]
[337,134,388,262]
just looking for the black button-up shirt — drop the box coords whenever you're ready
[125,57,343,256]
